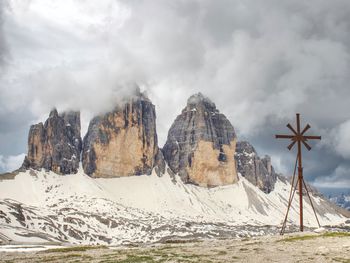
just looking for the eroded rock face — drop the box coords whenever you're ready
[235,141,277,193]
[82,90,164,178]
[22,109,82,174]
[163,93,238,187]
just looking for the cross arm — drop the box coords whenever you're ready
[301,124,311,135]
[304,135,321,140]
[287,123,298,135]
[276,134,295,139]
[287,140,296,150]
[302,140,312,151]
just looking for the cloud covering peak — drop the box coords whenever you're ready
[0,0,350,188]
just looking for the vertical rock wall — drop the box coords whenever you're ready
[163,93,238,187]
[82,90,164,178]
[235,141,278,193]
[22,109,82,174]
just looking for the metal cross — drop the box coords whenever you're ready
[276,113,321,232]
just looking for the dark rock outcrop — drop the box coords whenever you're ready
[235,141,277,193]
[163,93,238,187]
[22,109,82,174]
[82,89,164,178]
[154,149,166,177]
[329,194,350,211]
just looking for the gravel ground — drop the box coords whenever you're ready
[0,232,349,263]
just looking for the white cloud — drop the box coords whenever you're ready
[312,164,350,188]
[3,0,350,138]
[327,120,350,159]
[1,0,350,187]
[0,153,25,172]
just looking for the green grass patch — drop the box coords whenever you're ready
[245,241,262,246]
[99,252,122,257]
[278,232,350,242]
[116,255,157,263]
[39,253,92,262]
[216,250,227,255]
[157,251,205,262]
[332,258,350,263]
[156,245,176,251]
[179,254,201,259]
[164,239,200,244]
[278,234,317,242]
[322,232,350,238]
[43,245,108,253]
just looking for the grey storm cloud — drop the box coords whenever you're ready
[0,0,349,189]
[0,0,9,67]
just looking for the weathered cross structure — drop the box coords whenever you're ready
[276,113,321,234]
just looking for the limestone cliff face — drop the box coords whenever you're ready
[235,141,277,193]
[162,93,238,187]
[82,91,164,178]
[22,109,82,174]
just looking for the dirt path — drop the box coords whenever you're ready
[0,232,349,262]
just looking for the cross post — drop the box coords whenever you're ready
[276,113,321,232]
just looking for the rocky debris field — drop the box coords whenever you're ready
[0,232,349,263]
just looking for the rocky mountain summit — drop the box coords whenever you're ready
[21,109,82,174]
[163,93,238,187]
[82,89,165,178]
[235,141,278,193]
[17,91,281,192]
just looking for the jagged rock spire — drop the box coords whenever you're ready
[186,92,217,111]
[163,93,238,187]
[22,109,82,174]
[49,108,59,118]
[82,90,165,178]
[235,141,277,193]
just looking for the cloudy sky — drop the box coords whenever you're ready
[0,0,349,191]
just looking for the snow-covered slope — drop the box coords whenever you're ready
[0,169,347,245]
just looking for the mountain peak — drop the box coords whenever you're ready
[49,108,59,118]
[187,92,215,107]
[121,84,150,103]
[163,93,237,187]
[22,108,82,174]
